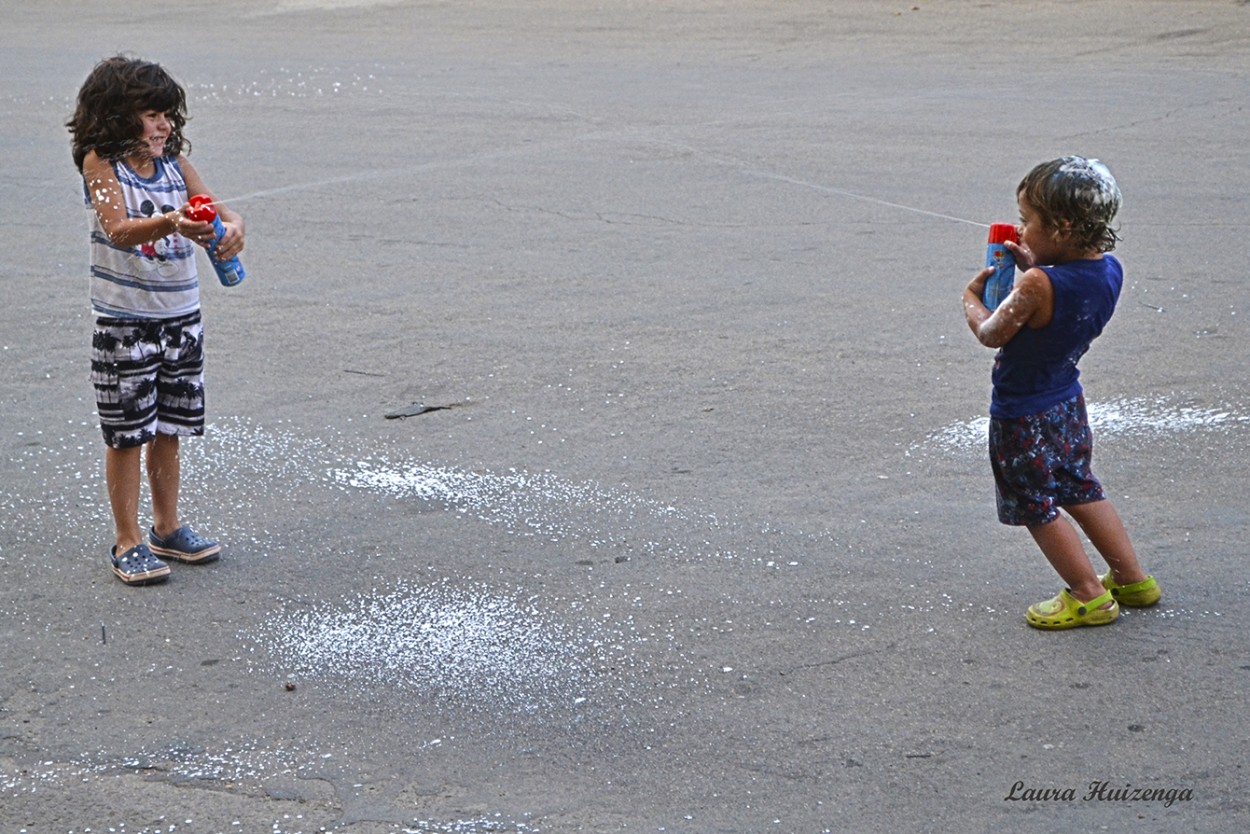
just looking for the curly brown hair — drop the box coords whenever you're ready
[67,55,190,171]
[1016,156,1122,253]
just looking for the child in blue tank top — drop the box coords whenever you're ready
[962,157,1160,630]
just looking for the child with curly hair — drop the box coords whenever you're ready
[67,55,245,585]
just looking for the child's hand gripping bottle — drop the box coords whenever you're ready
[186,194,245,287]
[982,223,1018,311]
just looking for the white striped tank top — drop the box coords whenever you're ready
[85,156,200,319]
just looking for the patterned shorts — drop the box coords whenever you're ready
[989,393,1105,527]
[90,312,206,449]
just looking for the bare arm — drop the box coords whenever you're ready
[963,267,1054,348]
[179,156,246,261]
[82,151,213,247]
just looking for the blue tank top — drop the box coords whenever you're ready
[990,255,1122,418]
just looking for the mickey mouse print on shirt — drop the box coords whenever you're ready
[137,197,181,277]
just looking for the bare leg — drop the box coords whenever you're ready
[1027,514,1108,604]
[105,445,144,552]
[1064,499,1148,586]
[147,433,182,539]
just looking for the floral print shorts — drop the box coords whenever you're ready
[989,393,1105,526]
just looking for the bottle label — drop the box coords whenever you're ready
[983,243,1014,310]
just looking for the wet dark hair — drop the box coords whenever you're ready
[1017,156,1122,253]
[67,55,190,171]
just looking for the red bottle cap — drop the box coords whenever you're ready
[987,222,1018,244]
[186,194,218,223]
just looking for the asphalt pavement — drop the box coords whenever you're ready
[2,2,1248,832]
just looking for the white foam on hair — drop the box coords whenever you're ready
[1059,155,1122,211]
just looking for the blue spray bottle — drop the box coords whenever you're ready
[982,223,1018,310]
[187,194,245,287]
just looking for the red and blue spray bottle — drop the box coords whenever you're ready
[186,194,245,287]
[982,222,1018,311]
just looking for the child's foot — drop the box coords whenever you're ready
[149,525,221,564]
[1100,573,1161,607]
[110,543,171,586]
[1026,588,1118,630]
